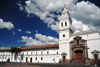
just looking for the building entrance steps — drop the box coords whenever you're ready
[28,62,91,67]
[67,62,90,67]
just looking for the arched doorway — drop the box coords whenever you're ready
[61,52,67,63]
[75,50,83,62]
[30,58,32,63]
[26,57,28,63]
[91,50,99,61]
[94,54,98,61]
[63,56,65,62]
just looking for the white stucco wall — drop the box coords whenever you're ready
[0,48,59,63]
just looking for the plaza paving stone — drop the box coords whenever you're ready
[0,62,100,67]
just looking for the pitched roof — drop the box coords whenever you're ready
[0,49,10,51]
[21,44,59,50]
[70,29,99,37]
[0,44,59,51]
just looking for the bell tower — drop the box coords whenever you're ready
[59,5,73,62]
[59,5,73,43]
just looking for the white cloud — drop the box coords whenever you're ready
[70,1,100,31]
[0,18,14,30]
[25,31,31,34]
[19,33,59,46]
[18,0,100,32]
[50,22,59,32]
[72,18,96,31]
[12,30,15,35]
[18,0,77,32]
[18,29,22,32]
[0,47,10,50]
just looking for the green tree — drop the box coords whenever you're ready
[10,47,22,62]
[10,47,15,62]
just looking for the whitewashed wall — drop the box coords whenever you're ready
[0,48,59,63]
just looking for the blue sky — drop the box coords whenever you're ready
[0,0,100,49]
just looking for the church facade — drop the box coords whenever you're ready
[0,6,100,63]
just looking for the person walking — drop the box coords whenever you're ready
[94,60,97,67]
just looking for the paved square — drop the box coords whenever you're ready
[0,62,100,67]
[0,62,47,67]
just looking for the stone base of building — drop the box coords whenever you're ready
[59,59,70,63]
[85,58,90,65]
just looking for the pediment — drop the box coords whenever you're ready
[91,50,99,53]
[61,52,67,55]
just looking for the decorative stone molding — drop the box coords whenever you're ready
[70,36,88,62]
[70,29,99,37]
[61,52,67,55]
[91,50,100,53]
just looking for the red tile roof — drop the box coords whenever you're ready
[21,44,59,50]
[0,49,10,51]
[0,44,59,51]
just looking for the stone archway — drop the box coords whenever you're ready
[70,36,88,62]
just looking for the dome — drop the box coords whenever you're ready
[74,30,81,33]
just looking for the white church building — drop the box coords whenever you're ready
[0,6,100,63]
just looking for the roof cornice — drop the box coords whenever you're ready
[70,29,99,37]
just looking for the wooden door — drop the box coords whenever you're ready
[95,55,98,61]
[63,56,65,62]
[30,58,32,63]
[26,57,28,63]
[76,53,82,62]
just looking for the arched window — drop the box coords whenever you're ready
[41,52,43,54]
[61,23,63,27]
[41,57,43,60]
[65,22,67,26]
[47,51,49,54]
[27,52,28,55]
[31,52,32,55]
[63,34,65,37]
[57,52,58,54]
[35,57,37,60]
[36,52,37,55]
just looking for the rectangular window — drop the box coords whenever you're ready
[47,51,49,54]
[61,23,63,27]
[31,52,32,55]
[41,52,43,54]
[63,34,65,37]
[27,52,28,55]
[65,22,67,26]
[57,52,58,54]
[41,57,43,60]
[35,57,37,60]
